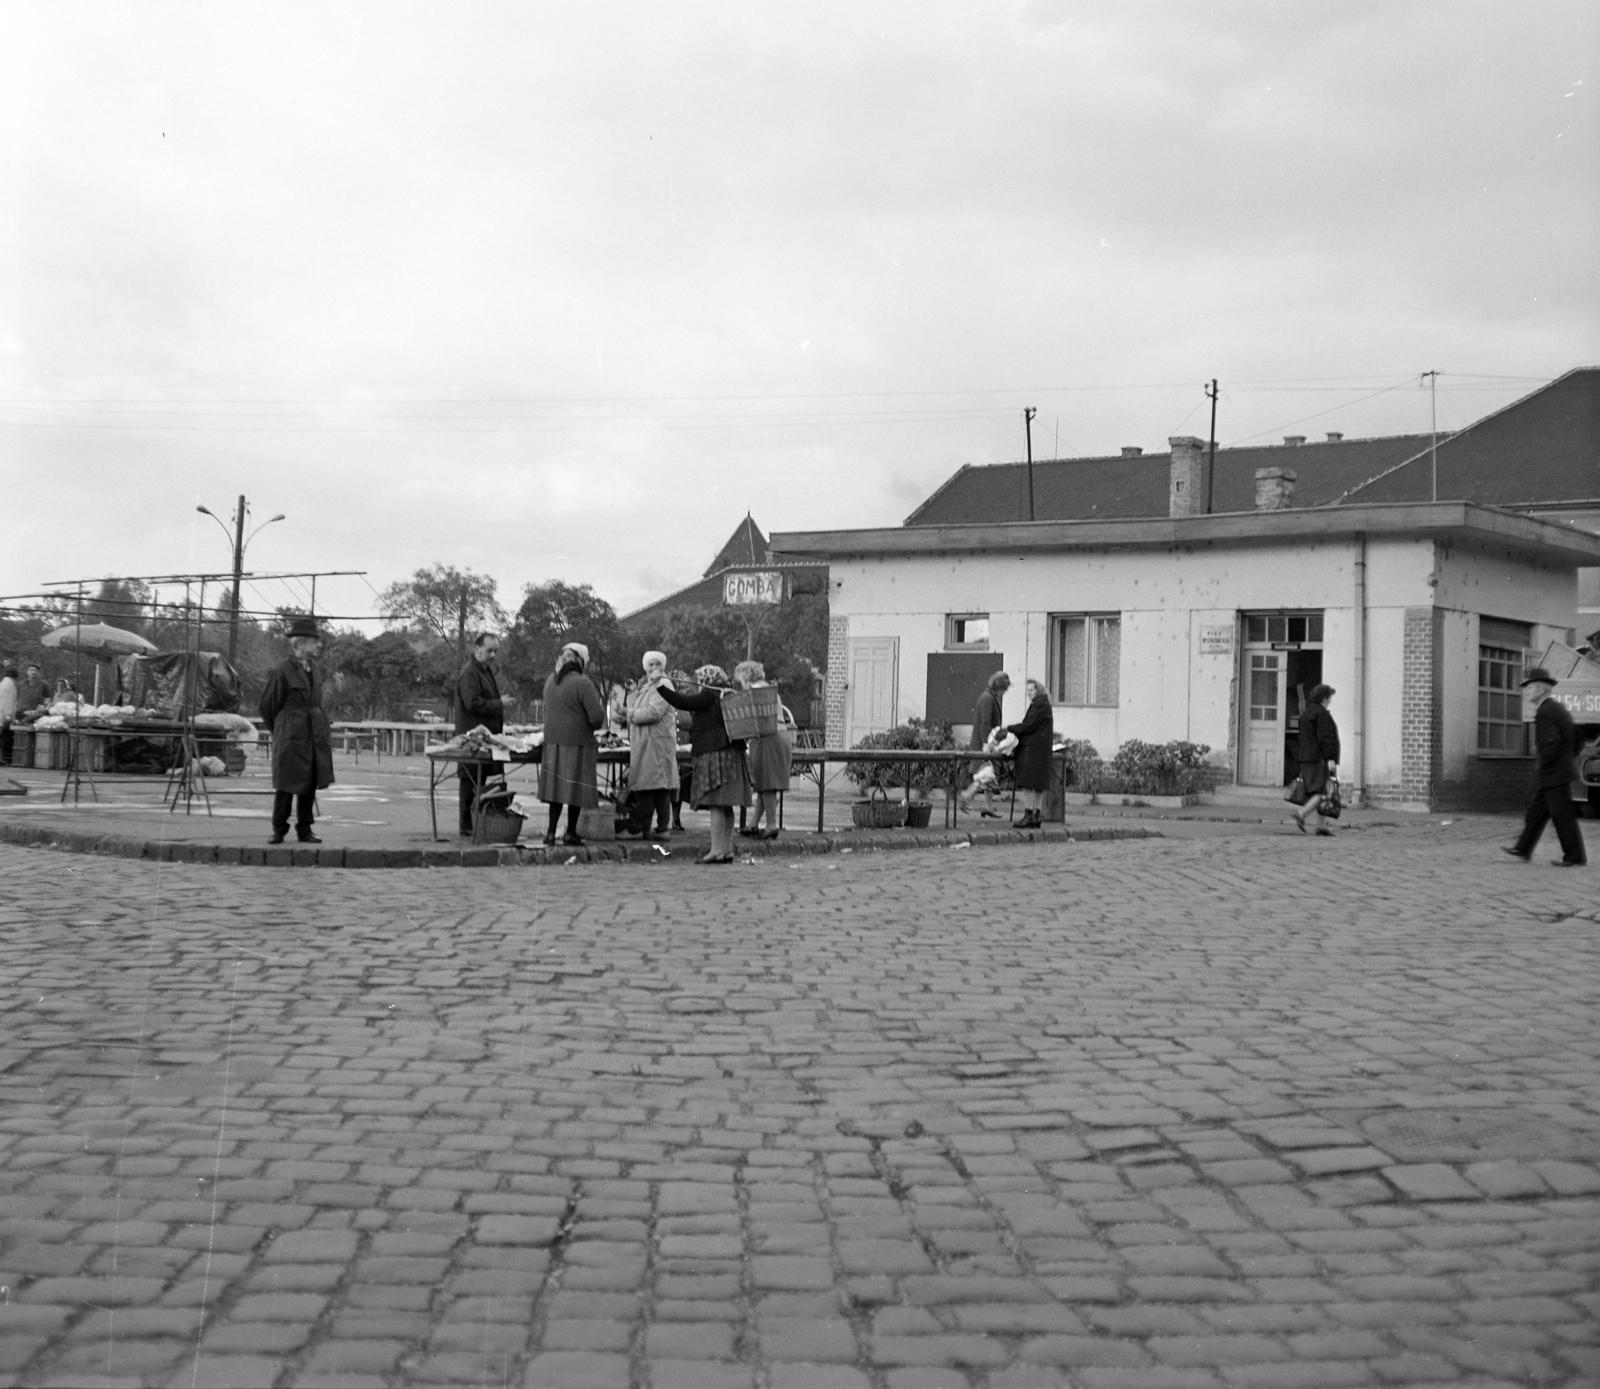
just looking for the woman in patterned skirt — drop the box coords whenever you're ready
[657,663,749,863]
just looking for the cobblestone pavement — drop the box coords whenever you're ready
[1,816,1597,1388]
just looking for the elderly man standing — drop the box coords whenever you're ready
[1504,666,1586,868]
[259,616,334,845]
[453,631,505,838]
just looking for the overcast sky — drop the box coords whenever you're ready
[4,1,1596,632]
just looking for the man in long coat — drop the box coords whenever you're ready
[453,631,505,837]
[1505,666,1586,867]
[259,616,334,844]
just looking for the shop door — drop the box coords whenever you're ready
[1241,651,1285,785]
[846,638,898,745]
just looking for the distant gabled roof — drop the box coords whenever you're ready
[904,368,1600,525]
[619,514,825,632]
[704,513,769,577]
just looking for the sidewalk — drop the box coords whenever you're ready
[0,751,1449,867]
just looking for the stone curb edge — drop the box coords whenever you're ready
[0,820,1157,869]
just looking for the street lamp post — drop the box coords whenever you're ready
[197,496,285,664]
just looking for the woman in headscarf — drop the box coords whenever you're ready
[734,660,795,840]
[1003,676,1054,830]
[538,642,605,846]
[624,650,677,841]
[658,663,748,863]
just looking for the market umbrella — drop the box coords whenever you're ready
[41,623,159,703]
[42,623,159,659]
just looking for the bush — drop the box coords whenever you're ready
[1100,739,1212,796]
[844,718,956,798]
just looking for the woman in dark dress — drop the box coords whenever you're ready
[1290,683,1340,835]
[658,663,749,863]
[538,642,605,846]
[1003,676,1054,829]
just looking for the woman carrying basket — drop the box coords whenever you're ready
[658,664,749,864]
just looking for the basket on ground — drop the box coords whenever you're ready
[851,787,906,829]
[474,808,525,844]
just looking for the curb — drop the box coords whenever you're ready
[0,819,1158,869]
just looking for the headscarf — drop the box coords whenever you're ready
[642,650,667,672]
[554,642,589,682]
[694,664,731,689]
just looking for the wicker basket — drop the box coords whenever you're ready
[904,800,933,829]
[474,808,525,844]
[851,788,906,829]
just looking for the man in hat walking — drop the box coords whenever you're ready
[1503,666,1586,867]
[260,616,335,844]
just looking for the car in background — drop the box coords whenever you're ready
[412,709,445,724]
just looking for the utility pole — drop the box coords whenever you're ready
[227,495,245,666]
[1204,379,1219,514]
[1024,407,1037,521]
[1421,370,1439,501]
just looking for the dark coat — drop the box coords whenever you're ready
[454,658,503,735]
[658,683,742,755]
[259,657,333,793]
[1297,700,1340,794]
[1532,695,1579,789]
[541,669,604,747]
[1005,690,1055,792]
[970,687,1004,750]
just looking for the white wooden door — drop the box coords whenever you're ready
[846,638,898,746]
[1242,650,1286,785]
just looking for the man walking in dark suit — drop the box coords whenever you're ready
[453,631,504,838]
[1504,666,1586,867]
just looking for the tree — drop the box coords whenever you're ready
[378,565,506,661]
[508,581,623,696]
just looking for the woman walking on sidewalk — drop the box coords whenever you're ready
[1289,684,1340,836]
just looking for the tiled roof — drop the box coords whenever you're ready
[905,368,1600,525]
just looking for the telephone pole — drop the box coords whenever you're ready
[1204,379,1219,514]
[1421,370,1439,500]
[196,495,285,664]
[1024,407,1037,521]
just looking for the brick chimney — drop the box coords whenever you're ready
[1255,467,1297,510]
[1169,436,1210,517]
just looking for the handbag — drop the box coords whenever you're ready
[1284,776,1308,806]
[1320,778,1342,819]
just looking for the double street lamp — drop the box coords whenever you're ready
[196,495,285,664]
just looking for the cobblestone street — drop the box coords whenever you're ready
[1,817,1597,1387]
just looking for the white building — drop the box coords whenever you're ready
[774,483,1600,814]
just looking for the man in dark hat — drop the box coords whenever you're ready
[259,616,335,845]
[1503,667,1586,867]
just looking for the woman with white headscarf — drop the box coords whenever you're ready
[658,663,748,863]
[624,650,677,841]
[538,642,605,846]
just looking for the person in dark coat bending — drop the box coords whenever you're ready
[453,631,505,838]
[957,670,1010,818]
[259,616,334,844]
[1004,677,1054,829]
[1289,683,1340,835]
[658,663,749,863]
[1504,667,1586,866]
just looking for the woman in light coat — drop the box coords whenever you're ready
[734,660,795,839]
[625,650,678,841]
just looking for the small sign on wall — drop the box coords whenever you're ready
[722,571,784,606]
[1199,625,1233,655]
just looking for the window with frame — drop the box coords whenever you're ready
[1049,613,1120,706]
[1478,617,1530,754]
[945,613,990,650]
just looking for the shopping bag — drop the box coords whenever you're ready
[1320,778,1342,819]
[1284,776,1308,806]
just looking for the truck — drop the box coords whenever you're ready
[1535,641,1600,816]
